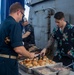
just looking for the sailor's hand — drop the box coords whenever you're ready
[40,48,47,56]
[68,50,74,56]
[68,51,71,55]
[30,52,35,59]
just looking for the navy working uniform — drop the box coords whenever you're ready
[22,24,35,49]
[52,22,74,68]
[0,16,23,75]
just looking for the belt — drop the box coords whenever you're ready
[0,54,17,59]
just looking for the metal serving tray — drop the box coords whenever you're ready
[49,63,71,75]
[18,57,57,74]
[18,62,33,74]
[32,66,58,75]
[18,60,47,74]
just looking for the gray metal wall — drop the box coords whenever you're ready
[28,0,74,48]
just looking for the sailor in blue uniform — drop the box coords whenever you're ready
[0,2,35,75]
[21,17,35,50]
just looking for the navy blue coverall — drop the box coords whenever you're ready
[0,16,23,75]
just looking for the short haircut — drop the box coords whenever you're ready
[54,12,64,20]
[9,2,25,13]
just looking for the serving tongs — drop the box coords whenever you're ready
[34,53,44,60]
[34,54,40,60]
[64,62,74,68]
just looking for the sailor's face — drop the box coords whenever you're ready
[17,10,24,22]
[55,18,64,28]
[19,10,24,20]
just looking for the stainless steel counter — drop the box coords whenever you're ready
[19,68,74,75]
[19,68,32,75]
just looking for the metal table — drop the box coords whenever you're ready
[19,68,74,75]
[19,68,32,75]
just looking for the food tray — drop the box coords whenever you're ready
[18,61,47,74]
[18,62,33,73]
[32,66,58,75]
[18,62,32,73]
[49,63,71,75]
[18,56,57,74]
